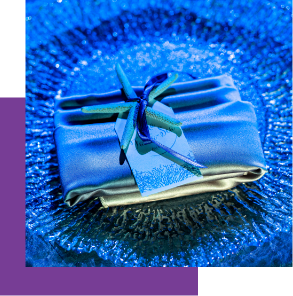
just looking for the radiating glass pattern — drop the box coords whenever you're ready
[26,0,292,267]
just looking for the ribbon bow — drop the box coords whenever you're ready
[82,63,206,169]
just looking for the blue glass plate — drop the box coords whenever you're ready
[26,0,292,267]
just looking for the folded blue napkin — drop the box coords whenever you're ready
[54,74,266,207]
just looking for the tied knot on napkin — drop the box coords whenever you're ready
[82,63,206,169]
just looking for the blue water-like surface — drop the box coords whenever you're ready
[26,0,292,267]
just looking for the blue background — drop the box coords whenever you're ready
[26,0,292,267]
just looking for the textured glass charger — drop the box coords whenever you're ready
[26,0,292,267]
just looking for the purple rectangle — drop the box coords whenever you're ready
[0,97,198,295]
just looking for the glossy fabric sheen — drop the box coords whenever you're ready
[54,75,266,207]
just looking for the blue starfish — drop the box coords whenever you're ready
[82,63,181,150]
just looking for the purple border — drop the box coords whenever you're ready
[0,97,198,295]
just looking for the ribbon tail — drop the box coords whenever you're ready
[151,139,207,169]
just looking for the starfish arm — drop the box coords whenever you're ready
[145,107,182,127]
[116,63,138,99]
[149,73,179,100]
[120,103,139,150]
[81,102,135,113]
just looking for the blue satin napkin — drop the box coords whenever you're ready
[54,74,266,207]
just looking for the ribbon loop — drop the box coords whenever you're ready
[125,71,207,169]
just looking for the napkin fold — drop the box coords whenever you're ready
[54,74,266,207]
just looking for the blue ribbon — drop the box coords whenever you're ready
[126,72,207,169]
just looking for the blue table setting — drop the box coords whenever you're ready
[26,0,292,267]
